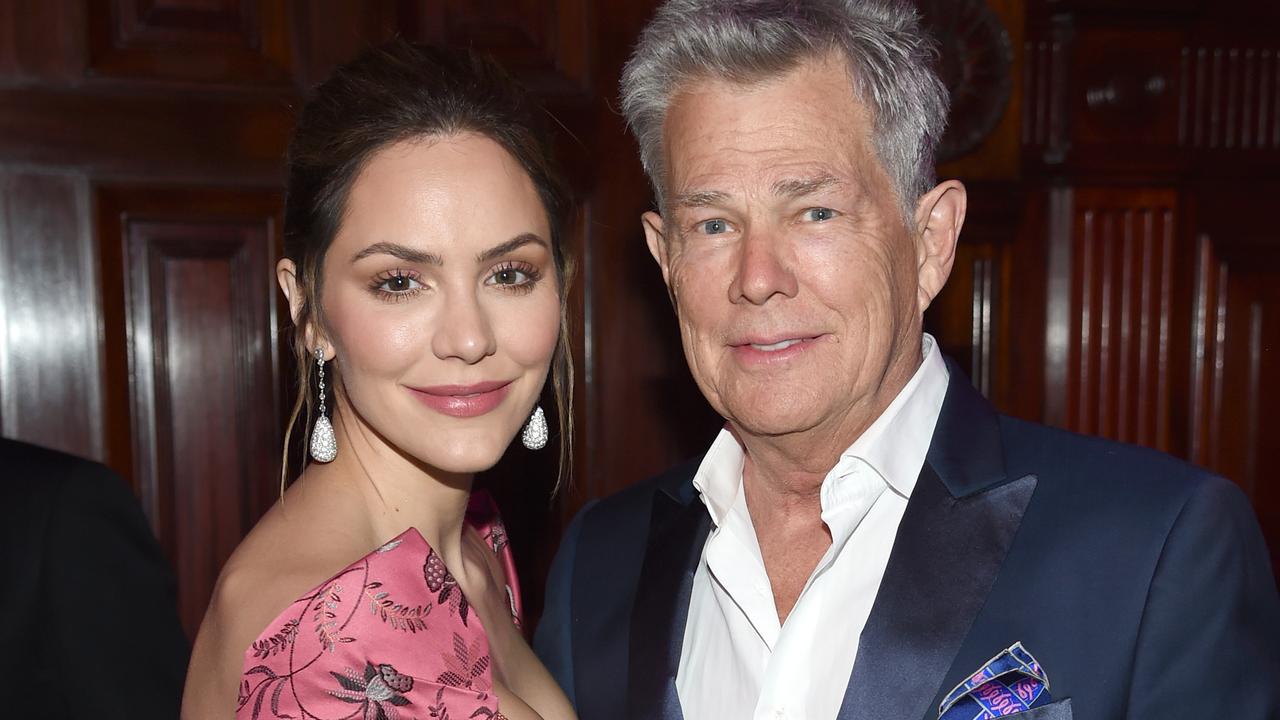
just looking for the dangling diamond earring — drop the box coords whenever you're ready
[521,405,548,450]
[309,346,338,462]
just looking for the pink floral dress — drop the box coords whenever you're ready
[237,494,520,720]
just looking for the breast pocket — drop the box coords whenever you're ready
[1010,698,1072,719]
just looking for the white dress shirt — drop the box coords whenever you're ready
[675,334,950,720]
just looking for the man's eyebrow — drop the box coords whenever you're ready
[772,174,842,199]
[477,233,548,263]
[672,189,732,209]
[352,242,442,265]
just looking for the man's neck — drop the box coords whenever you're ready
[736,355,919,503]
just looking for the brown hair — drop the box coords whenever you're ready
[280,40,574,493]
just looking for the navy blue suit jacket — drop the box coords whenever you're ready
[534,365,1280,719]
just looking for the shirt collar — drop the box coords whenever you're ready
[837,332,949,500]
[692,334,950,525]
[692,427,745,528]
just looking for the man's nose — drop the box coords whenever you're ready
[727,227,798,305]
[431,290,497,364]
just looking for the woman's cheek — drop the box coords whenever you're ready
[496,291,561,369]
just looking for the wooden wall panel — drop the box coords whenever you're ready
[0,170,103,461]
[401,0,590,95]
[0,88,294,186]
[1185,184,1280,577]
[1058,189,1177,451]
[1022,23,1070,163]
[86,0,292,85]
[97,187,281,636]
[1180,43,1280,152]
[0,0,85,82]
[925,182,1023,405]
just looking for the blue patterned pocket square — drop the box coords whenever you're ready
[938,642,1053,719]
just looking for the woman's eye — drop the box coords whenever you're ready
[377,274,422,293]
[486,263,539,290]
[701,219,729,235]
[490,268,529,286]
[803,207,837,222]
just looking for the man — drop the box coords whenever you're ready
[1,438,189,718]
[535,1,1280,718]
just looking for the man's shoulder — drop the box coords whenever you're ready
[994,414,1233,518]
[1,438,136,519]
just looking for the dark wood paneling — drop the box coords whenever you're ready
[925,182,1024,405]
[1180,43,1280,153]
[1062,189,1177,451]
[0,87,293,186]
[1021,0,1280,572]
[86,0,292,86]
[1185,183,1280,578]
[0,170,103,460]
[0,0,86,82]
[399,0,590,96]
[1022,21,1071,164]
[97,186,282,637]
[291,0,397,91]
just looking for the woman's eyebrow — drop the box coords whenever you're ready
[351,242,442,265]
[476,233,548,263]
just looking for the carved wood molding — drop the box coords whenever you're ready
[1049,188,1177,451]
[917,0,1015,162]
[86,0,293,86]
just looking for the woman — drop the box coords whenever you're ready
[183,41,576,720]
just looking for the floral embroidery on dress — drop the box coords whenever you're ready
[311,582,356,652]
[485,520,509,555]
[329,661,414,719]
[424,548,471,626]
[251,619,298,659]
[364,581,432,633]
[236,492,520,720]
[437,632,492,691]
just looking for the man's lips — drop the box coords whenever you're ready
[729,334,826,363]
[408,380,514,418]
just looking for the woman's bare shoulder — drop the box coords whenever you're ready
[182,476,374,718]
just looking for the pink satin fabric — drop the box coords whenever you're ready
[237,493,520,720]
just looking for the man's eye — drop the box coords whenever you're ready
[701,219,729,234]
[804,207,837,222]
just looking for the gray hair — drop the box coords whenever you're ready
[620,0,949,219]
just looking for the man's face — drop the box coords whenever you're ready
[643,53,959,440]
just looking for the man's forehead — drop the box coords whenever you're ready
[670,171,849,208]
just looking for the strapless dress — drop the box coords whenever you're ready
[236,494,519,720]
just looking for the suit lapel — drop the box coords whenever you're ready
[838,366,1038,720]
[628,480,711,720]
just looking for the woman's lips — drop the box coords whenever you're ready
[408,380,513,418]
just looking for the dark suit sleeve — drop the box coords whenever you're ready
[534,499,596,705]
[42,459,190,720]
[1127,477,1280,717]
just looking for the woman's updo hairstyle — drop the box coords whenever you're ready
[280,40,574,491]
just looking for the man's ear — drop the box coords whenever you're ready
[642,210,669,277]
[641,210,679,309]
[912,179,967,314]
[277,258,329,355]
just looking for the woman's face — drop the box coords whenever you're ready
[313,133,560,473]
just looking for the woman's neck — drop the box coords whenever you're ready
[322,406,475,565]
